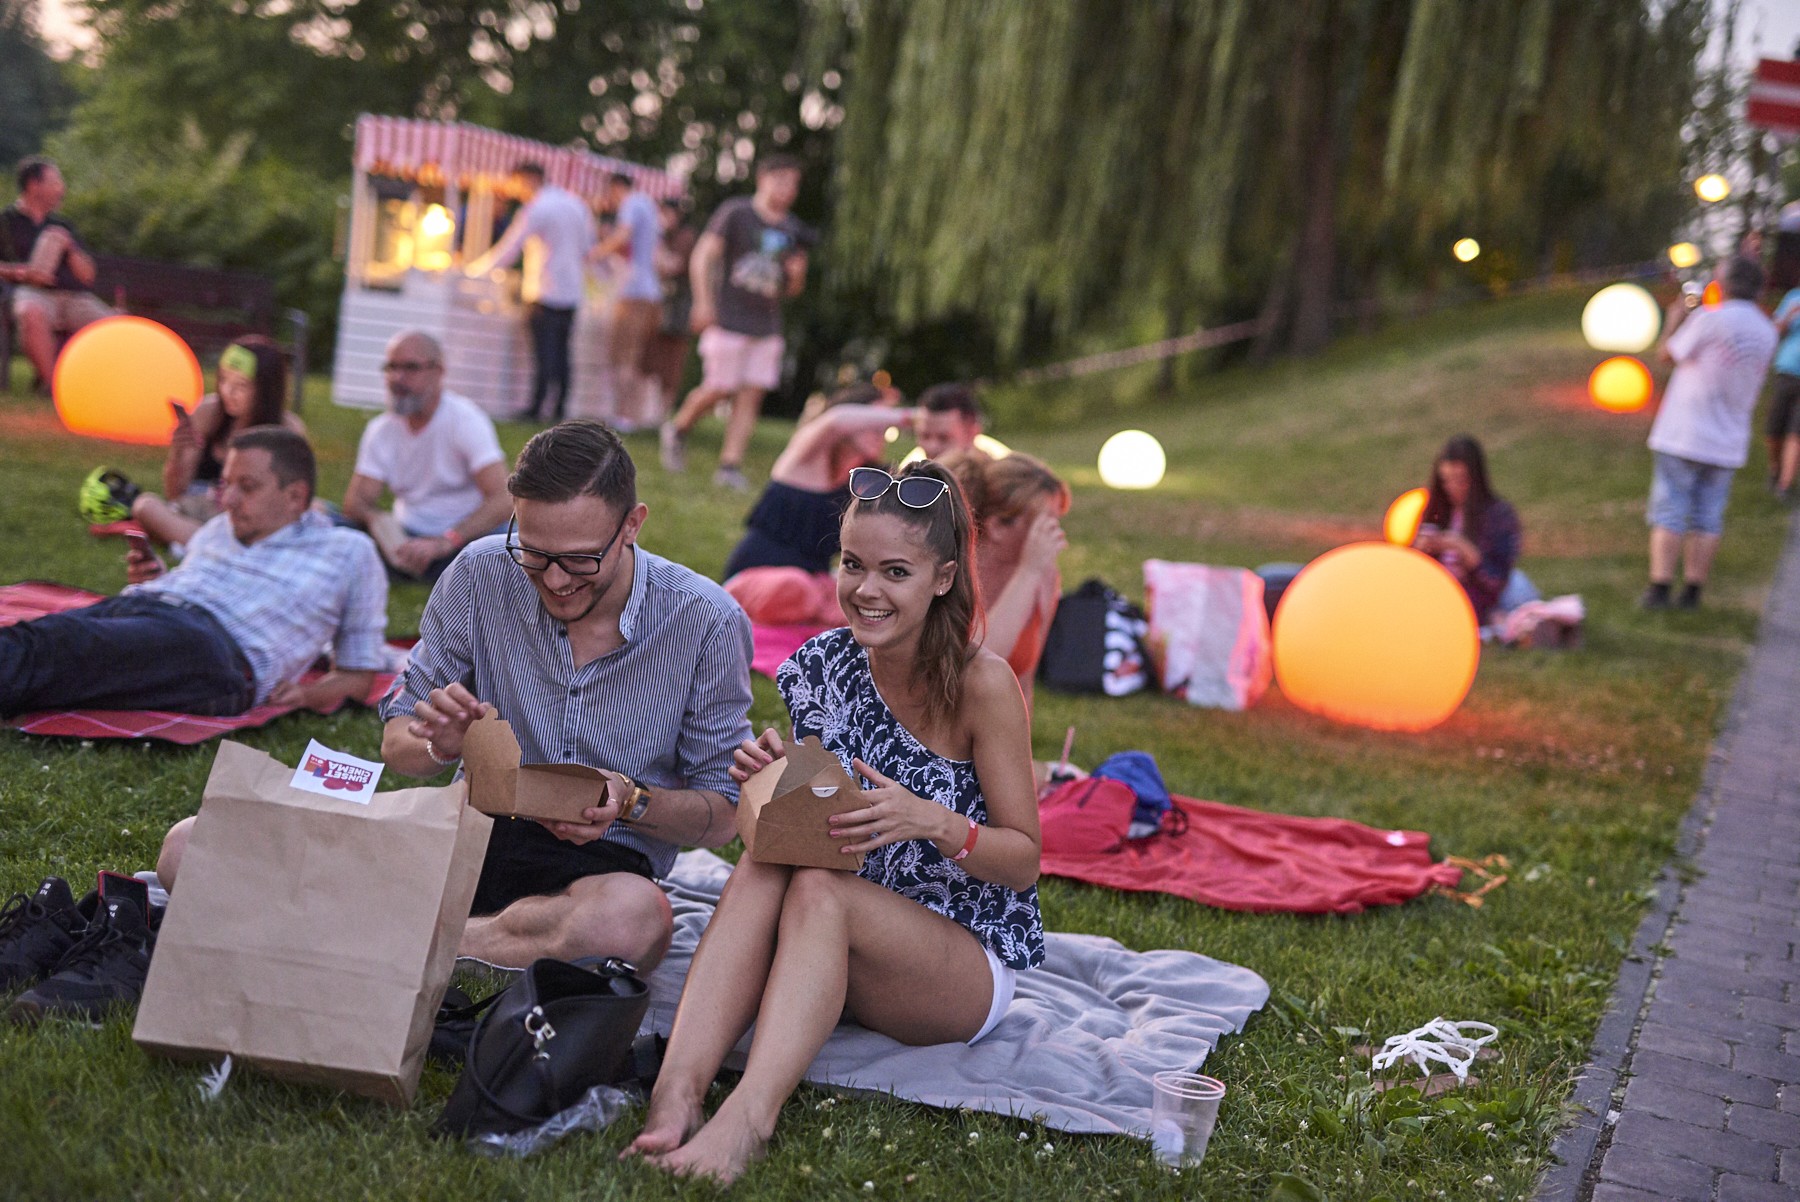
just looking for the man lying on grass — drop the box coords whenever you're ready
[0,426,387,718]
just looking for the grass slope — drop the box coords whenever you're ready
[0,291,1788,1201]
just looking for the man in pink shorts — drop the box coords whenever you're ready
[659,154,814,490]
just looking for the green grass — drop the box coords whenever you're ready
[2,291,1791,1201]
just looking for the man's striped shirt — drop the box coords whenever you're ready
[380,537,753,878]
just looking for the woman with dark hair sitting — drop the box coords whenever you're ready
[720,381,914,624]
[129,336,306,548]
[1414,434,1522,623]
[627,461,1044,1184]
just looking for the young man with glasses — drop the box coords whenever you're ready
[340,329,513,581]
[374,420,754,970]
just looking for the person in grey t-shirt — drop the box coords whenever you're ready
[659,154,815,491]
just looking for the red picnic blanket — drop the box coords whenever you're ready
[1,581,402,745]
[1041,793,1465,914]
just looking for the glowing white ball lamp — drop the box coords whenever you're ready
[1097,430,1166,490]
[1581,283,1661,354]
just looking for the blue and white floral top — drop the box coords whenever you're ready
[777,628,1046,970]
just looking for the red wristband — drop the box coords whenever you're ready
[951,816,979,862]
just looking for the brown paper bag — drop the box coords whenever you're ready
[133,740,492,1106]
[736,736,864,871]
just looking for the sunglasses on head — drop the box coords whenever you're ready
[848,466,949,509]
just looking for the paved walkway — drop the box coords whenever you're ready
[1538,510,1800,1201]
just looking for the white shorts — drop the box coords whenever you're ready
[699,326,784,393]
[969,944,1017,1045]
[12,285,112,334]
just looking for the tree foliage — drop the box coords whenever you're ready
[46,0,849,364]
[829,0,1712,353]
[0,0,73,167]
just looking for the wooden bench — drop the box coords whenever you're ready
[2,254,310,408]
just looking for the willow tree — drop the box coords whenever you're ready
[829,0,1709,356]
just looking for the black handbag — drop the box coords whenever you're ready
[433,957,654,1139]
[1038,578,1150,696]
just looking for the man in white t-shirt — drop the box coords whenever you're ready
[464,161,599,423]
[342,330,513,581]
[1642,257,1778,610]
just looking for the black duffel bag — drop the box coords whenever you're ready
[433,956,653,1139]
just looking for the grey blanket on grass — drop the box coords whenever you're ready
[647,850,1270,1137]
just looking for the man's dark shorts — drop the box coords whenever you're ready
[1768,374,1800,440]
[470,817,655,917]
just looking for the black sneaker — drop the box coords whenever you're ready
[8,890,158,1026]
[0,877,100,992]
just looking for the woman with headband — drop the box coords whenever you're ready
[128,336,305,548]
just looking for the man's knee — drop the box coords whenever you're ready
[13,299,51,335]
[565,873,674,967]
[157,815,197,890]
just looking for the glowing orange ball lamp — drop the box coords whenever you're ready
[1701,280,1721,308]
[1588,356,1653,413]
[53,316,203,446]
[1383,487,1430,545]
[1272,543,1480,732]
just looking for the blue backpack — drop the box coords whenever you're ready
[1092,750,1173,839]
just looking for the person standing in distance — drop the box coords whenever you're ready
[1642,257,1778,610]
[590,171,664,432]
[659,154,814,491]
[464,161,598,423]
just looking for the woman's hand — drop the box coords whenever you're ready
[728,727,787,782]
[168,401,196,453]
[1019,511,1067,578]
[830,759,957,855]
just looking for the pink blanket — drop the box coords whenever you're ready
[752,622,828,680]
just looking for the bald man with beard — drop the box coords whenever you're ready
[341,330,514,581]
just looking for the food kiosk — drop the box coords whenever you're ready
[331,115,681,416]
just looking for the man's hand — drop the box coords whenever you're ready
[125,540,166,585]
[688,299,716,335]
[542,770,629,845]
[391,536,444,576]
[405,683,489,760]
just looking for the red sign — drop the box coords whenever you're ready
[1749,58,1800,135]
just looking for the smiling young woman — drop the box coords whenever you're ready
[625,461,1044,1185]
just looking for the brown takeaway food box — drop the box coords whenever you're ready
[461,711,612,825]
[736,736,865,871]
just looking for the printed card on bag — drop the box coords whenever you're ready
[290,739,384,803]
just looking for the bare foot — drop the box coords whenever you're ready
[622,1083,706,1160]
[645,1105,771,1186]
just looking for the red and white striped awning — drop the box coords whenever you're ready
[352,115,684,202]
[1748,58,1800,136]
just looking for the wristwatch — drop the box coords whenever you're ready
[619,776,652,825]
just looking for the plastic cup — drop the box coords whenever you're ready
[1149,1071,1225,1168]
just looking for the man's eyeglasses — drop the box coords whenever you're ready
[505,513,628,576]
[381,359,440,374]
[848,466,950,509]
